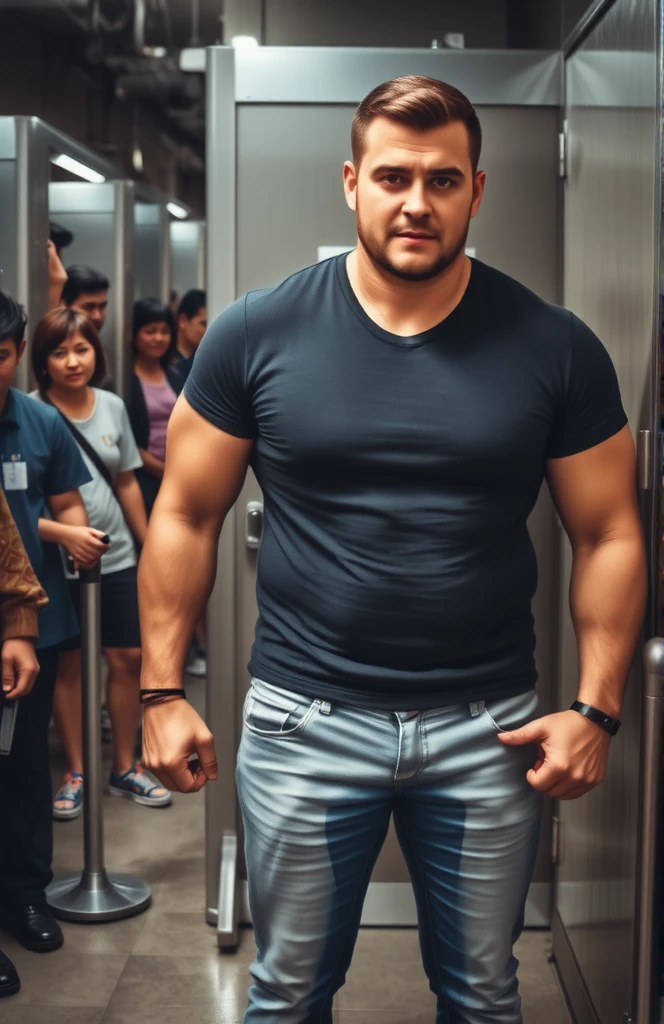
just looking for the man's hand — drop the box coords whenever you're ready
[497,710,612,800]
[142,700,218,793]
[2,639,40,699]
[47,241,68,309]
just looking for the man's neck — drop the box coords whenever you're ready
[345,245,471,337]
[177,333,196,360]
[0,386,10,418]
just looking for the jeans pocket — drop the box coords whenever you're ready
[243,679,321,738]
[483,690,540,734]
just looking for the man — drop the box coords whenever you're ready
[60,265,110,333]
[0,291,107,957]
[174,289,207,383]
[138,77,646,1023]
[0,486,48,997]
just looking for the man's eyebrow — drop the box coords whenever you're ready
[372,164,465,178]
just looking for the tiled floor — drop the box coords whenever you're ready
[0,676,572,1023]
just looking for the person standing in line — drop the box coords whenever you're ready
[0,486,48,998]
[174,289,207,383]
[137,77,646,1023]
[31,308,171,819]
[127,298,183,519]
[0,291,105,957]
[60,265,110,335]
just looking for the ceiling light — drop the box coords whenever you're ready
[51,154,106,184]
[231,35,259,48]
[167,202,188,219]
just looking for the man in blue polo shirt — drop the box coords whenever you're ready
[0,291,108,956]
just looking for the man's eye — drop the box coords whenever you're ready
[433,178,453,188]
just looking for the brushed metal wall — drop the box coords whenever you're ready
[554,0,658,1019]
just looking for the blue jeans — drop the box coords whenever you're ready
[236,678,543,1023]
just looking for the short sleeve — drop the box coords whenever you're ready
[184,296,257,439]
[115,399,143,473]
[43,414,92,496]
[546,313,628,460]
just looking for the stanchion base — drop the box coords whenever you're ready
[46,872,151,923]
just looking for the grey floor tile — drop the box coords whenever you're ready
[133,910,254,962]
[0,1009,104,1024]
[0,948,127,1007]
[102,1008,242,1024]
[107,953,250,1011]
[338,929,436,1012]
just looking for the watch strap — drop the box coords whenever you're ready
[570,701,621,736]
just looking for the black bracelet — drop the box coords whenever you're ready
[139,688,187,707]
[570,700,621,736]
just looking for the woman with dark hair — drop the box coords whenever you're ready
[30,307,171,818]
[127,298,183,518]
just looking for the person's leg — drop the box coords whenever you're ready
[104,646,142,774]
[393,692,543,1024]
[0,646,61,909]
[52,649,83,775]
[237,679,394,1024]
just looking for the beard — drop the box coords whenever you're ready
[356,203,472,282]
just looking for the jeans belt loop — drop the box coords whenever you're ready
[469,700,485,718]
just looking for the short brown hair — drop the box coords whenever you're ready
[32,308,107,390]
[351,76,482,173]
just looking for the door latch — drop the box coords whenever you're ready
[245,500,264,550]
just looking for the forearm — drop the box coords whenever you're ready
[570,532,647,718]
[138,448,165,479]
[138,505,219,688]
[117,477,148,544]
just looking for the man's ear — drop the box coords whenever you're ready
[343,160,358,212]
[17,339,26,362]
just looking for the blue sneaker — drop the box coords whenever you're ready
[53,772,84,820]
[108,765,171,807]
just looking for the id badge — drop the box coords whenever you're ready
[2,461,27,491]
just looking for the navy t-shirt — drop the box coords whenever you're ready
[185,257,627,709]
[0,388,91,649]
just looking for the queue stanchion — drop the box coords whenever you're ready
[47,564,151,922]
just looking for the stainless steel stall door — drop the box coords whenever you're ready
[231,102,562,925]
[553,1,658,1020]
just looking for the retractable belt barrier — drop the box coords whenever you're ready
[46,565,151,922]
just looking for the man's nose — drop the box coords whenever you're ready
[402,183,431,218]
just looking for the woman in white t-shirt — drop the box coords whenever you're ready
[31,308,171,818]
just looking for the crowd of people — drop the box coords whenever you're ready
[0,255,207,998]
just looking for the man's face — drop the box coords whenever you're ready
[70,290,109,332]
[0,338,24,398]
[179,307,207,349]
[343,118,485,282]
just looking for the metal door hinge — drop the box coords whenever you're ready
[637,430,653,492]
[558,121,568,180]
[552,816,561,865]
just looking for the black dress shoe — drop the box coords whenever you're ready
[0,948,20,997]
[0,903,63,953]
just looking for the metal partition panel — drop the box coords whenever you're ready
[134,201,171,304]
[48,181,135,403]
[554,1,659,1021]
[171,220,206,295]
[205,45,563,943]
[0,117,121,393]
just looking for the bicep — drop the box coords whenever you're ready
[545,425,639,547]
[158,395,253,531]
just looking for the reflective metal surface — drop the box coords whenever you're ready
[47,568,151,923]
[134,199,171,304]
[554,0,659,1019]
[170,219,206,294]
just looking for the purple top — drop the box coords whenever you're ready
[139,378,178,462]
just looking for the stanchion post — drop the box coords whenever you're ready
[47,566,152,922]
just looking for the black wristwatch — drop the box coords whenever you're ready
[570,701,621,736]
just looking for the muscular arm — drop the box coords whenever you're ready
[138,448,165,480]
[546,424,647,719]
[116,470,148,546]
[138,395,253,689]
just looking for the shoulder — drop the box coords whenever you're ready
[92,387,124,413]
[13,388,58,427]
[475,261,568,323]
[245,258,338,323]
